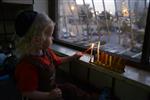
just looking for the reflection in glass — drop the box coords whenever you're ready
[58,0,149,60]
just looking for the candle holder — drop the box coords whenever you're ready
[83,42,126,73]
[91,51,126,73]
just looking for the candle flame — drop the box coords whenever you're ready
[90,43,95,58]
[91,43,94,49]
[83,43,95,54]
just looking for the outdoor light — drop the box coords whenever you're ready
[70,5,75,11]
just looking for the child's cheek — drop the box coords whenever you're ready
[43,38,52,48]
[48,38,53,45]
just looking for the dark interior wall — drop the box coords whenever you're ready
[0,2,33,51]
[48,0,59,38]
[48,0,57,22]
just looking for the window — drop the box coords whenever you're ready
[2,0,33,4]
[54,0,150,67]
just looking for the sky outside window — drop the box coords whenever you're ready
[76,0,115,15]
[58,0,149,60]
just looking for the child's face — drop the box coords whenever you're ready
[42,24,54,49]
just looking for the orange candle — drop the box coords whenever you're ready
[105,53,108,65]
[97,41,100,62]
[100,52,105,64]
[109,55,112,66]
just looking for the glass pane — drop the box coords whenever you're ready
[57,0,149,60]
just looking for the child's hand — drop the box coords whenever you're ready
[49,88,62,99]
[72,52,83,60]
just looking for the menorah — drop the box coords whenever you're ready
[83,42,126,73]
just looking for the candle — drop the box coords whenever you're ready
[105,53,108,65]
[101,52,105,65]
[109,55,112,66]
[97,41,100,62]
[90,43,94,56]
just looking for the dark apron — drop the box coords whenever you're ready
[28,50,56,92]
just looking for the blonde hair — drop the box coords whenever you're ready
[15,13,55,57]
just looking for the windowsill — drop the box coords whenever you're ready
[51,43,150,92]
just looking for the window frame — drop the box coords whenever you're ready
[141,3,150,66]
[48,0,150,71]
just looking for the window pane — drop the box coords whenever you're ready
[57,0,149,60]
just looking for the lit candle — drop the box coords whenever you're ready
[97,41,100,62]
[90,43,94,57]
[105,53,108,65]
[109,55,112,66]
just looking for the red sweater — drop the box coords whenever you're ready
[15,48,62,92]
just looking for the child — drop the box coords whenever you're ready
[14,10,99,100]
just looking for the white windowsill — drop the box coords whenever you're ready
[51,43,150,92]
